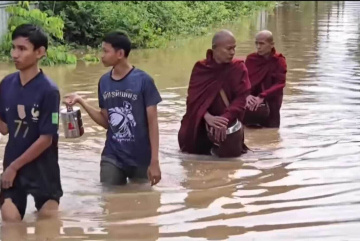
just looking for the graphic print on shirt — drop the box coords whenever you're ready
[31,104,40,122]
[109,101,136,142]
[16,104,29,138]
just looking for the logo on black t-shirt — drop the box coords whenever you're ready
[31,104,40,122]
[17,104,26,120]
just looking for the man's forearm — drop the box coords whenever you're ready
[79,99,108,129]
[147,108,159,163]
[0,119,8,135]
[10,135,52,171]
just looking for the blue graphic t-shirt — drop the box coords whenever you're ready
[98,67,162,169]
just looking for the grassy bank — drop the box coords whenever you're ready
[40,1,276,48]
[0,1,276,65]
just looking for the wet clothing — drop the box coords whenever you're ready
[178,49,251,154]
[100,160,148,186]
[0,180,60,219]
[244,48,287,127]
[98,67,162,173]
[0,70,62,219]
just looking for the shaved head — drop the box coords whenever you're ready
[255,30,274,43]
[210,30,236,64]
[212,29,235,49]
[255,30,274,56]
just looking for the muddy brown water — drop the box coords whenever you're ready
[0,1,360,240]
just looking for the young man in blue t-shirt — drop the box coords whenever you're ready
[0,24,62,221]
[64,32,162,186]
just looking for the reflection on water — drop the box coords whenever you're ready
[1,1,360,240]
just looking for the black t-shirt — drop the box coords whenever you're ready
[0,70,62,196]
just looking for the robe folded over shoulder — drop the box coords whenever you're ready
[245,48,287,127]
[178,49,251,154]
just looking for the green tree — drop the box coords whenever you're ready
[0,1,77,65]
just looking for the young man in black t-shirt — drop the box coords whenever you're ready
[0,24,62,221]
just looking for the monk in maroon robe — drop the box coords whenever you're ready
[244,30,287,128]
[178,30,251,155]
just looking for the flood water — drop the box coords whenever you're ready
[1,1,360,240]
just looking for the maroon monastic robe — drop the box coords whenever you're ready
[244,48,287,127]
[178,49,251,154]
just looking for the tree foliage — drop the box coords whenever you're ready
[39,1,275,49]
[0,1,77,65]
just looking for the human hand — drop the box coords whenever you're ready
[147,161,161,186]
[204,112,228,129]
[63,93,83,107]
[1,165,17,189]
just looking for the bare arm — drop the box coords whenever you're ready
[0,118,8,135]
[64,93,108,129]
[10,135,52,171]
[146,105,161,186]
[147,105,159,162]
[2,135,54,189]
[78,98,109,129]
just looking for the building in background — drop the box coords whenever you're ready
[0,1,17,40]
[0,1,38,40]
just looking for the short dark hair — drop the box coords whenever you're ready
[12,24,48,50]
[103,31,132,57]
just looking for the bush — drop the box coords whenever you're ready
[81,53,100,63]
[40,1,105,47]
[1,1,275,65]
[41,46,77,66]
[0,1,77,66]
[40,1,276,49]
